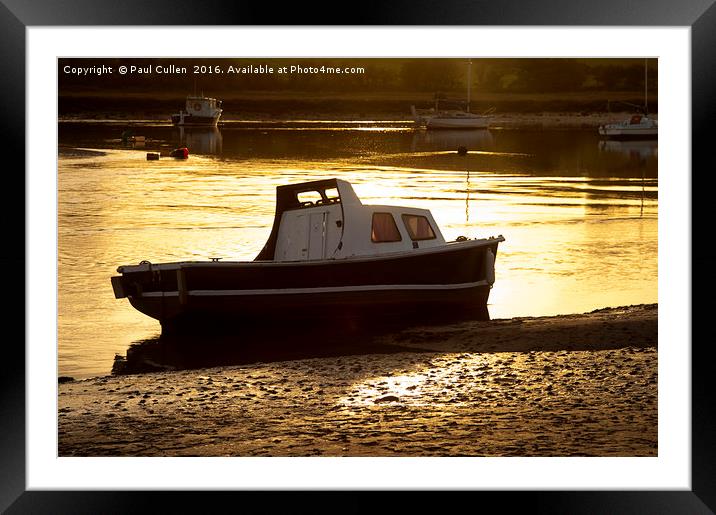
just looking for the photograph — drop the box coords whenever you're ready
[56,56,659,458]
[5,6,709,508]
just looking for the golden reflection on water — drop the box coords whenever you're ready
[58,145,657,378]
[222,120,412,125]
[238,127,414,132]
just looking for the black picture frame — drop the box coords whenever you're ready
[3,1,713,512]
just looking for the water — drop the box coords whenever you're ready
[58,122,657,378]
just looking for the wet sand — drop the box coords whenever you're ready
[58,304,657,457]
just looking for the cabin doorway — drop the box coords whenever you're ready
[274,204,340,262]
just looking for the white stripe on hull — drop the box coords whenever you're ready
[140,280,489,298]
[598,128,657,137]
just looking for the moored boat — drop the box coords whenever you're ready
[111,179,505,333]
[425,110,491,130]
[411,59,493,131]
[598,114,658,140]
[599,59,657,140]
[171,95,222,127]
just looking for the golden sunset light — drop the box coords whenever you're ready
[58,57,657,460]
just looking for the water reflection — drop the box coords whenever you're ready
[598,139,656,216]
[599,139,658,161]
[57,122,658,378]
[177,127,223,155]
[411,129,495,152]
[58,122,657,178]
[112,309,489,375]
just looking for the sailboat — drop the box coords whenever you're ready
[412,60,492,130]
[598,59,657,140]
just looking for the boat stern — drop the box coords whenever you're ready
[111,275,127,299]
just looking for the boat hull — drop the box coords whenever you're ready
[598,126,658,140]
[426,117,490,130]
[137,283,491,334]
[171,114,221,127]
[112,239,501,333]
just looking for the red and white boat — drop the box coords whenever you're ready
[598,114,658,140]
[599,59,658,140]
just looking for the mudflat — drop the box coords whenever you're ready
[58,304,657,457]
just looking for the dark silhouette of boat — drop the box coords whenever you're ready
[111,179,504,334]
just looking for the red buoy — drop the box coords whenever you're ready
[170,147,189,159]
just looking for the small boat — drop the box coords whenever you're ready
[425,110,491,130]
[412,102,492,130]
[598,114,658,140]
[411,107,491,130]
[412,60,493,130]
[599,59,657,140]
[111,179,505,333]
[171,95,222,127]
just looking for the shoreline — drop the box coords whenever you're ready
[59,304,657,457]
[57,111,656,129]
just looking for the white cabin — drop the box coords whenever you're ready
[257,179,446,262]
[172,96,223,127]
[184,96,222,117]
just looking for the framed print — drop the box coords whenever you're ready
[4,0,715,512]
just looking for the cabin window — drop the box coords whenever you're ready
[402,214,436,241]
[297,190,323,206]
[371,213,402,243]
[297,188,340,207]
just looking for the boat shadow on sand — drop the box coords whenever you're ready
[111,308,490,376]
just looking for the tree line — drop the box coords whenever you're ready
[59,58,657,96]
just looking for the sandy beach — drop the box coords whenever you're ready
[58,304,657,457]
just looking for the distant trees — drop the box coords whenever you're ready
[594,63,656,92]
[474,58,657,94]
[58,58,657,96]
[399,59,462,91]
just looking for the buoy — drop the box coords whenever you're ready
[457,146,468,155]
[146,152,160,161]
[121,129,134,143]
[170,147,189,159]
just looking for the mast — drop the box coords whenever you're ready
[466,59,472,113]
[644,58,648,115]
